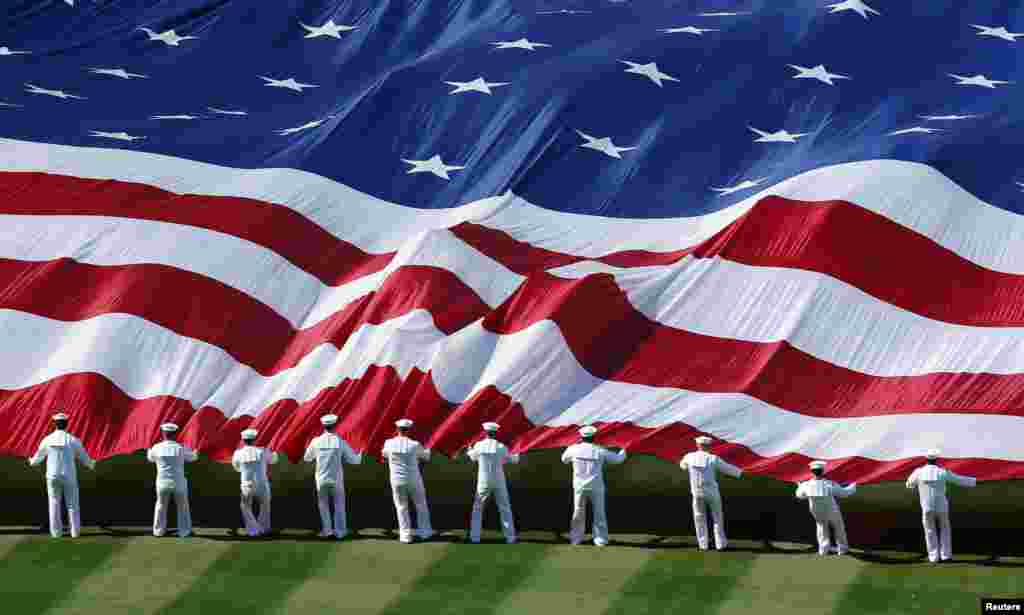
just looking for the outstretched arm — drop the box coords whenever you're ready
[947,471,977,488]
[28,440,48,466]
[302,442,317,463]
[834,482,857,498]
[605,448,627,465]
[718,460,743,479]
[74,440,97,470]
[343,442,363,465]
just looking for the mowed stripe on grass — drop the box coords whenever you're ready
[831,554,1024,615]
[492,540,657,615]
[155,538,342,614]
[272,538,455,613]
[2,531,1023,615]
[1,534,127,614]
[42,535,235,615]
[377,539,554,615]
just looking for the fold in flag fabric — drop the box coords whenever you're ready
[1,0,1023,483]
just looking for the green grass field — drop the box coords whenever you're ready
[1,528,1020,615]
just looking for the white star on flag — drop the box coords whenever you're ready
[89,131,145,141]
[207,107,248,116]
[65,0,73,5]
[1017,181,1024,191]
[970,25,1024,42]
[621,61,679,87]
[402,155,465,180]
[660,26,716,35]
[138,27,197,46]
[25,83,86,99]
[712,177,768,196]
[788,64,850,85]
[576,130,637,159]
[88,68,149,79]
[887,126,943,136]
[444,77,510,95]
[950,73,1010,88]
[300,20,358,39]
[918,114,979,121]
[826,0,880,19]
[150,114,198,120]
[276,118,329,135]
[0,101,22,108]
[492,38,551,51]
[260,76,320,92]
[0,46,30,56]
[749,127,809,143]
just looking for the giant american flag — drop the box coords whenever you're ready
[1,0,1022,483]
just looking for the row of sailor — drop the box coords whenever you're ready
[28,413,976,560]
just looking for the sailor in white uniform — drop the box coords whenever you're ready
[382,418,433,543]
[795,460,857,555]
[232,429,279,537]
[466,422,520,544]
[906,449,977,563]
[28,412,96,538]
[679,435,743,551]
[147,423,199,537]
[303,414,362,539]
[561,425,627,546]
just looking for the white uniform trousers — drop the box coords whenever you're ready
[46,477,81,538]
[469,485,516,543]
[922,510,952,562]
[811,509,849,555]
[570,488,609,546]
[316,483,349,538]
[153,485,192,537]
[692,494,728,550]
[391,482,432,542]
[240,482,272,536]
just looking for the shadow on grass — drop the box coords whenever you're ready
[0,538,127,613]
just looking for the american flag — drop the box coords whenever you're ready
[1,0,1022,483]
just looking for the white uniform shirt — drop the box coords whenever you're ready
[795,478,857,518]
[29,430,95,480]
[303,433,362,488]
[679,451,743,497]
[467,438,520,489]
[561,443,627,490]
[906,465,977,513]
[382,435,430,486]
[147,441,198,490]
[232,445,279,486]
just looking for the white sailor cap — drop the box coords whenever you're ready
[160,423,179,433]
[320,414,338,426]
[396,418,414,429]
[579,425,597,437]
[241,429,258,440]
[925,449,940,459]
[482,422,500,432]
[809,460,827,470]
[695,436,713,445]
[52,412,68,421]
